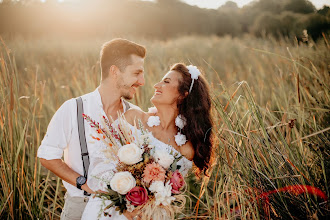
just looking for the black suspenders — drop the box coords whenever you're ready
[75,97,131,196]
[76,97,90,196]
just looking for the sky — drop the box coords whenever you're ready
[181,0,329,9]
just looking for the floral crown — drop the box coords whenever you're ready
[187,65,201,93]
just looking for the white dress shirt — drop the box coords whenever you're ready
[37,88,140,197]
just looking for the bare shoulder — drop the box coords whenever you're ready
[180,141,195,161]
[124,109,148,125]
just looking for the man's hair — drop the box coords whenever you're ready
[100,38,146,80]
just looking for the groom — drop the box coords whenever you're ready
[37,38,146,219]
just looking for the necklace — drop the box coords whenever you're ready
[147,115,187,146]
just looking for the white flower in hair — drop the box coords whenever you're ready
[187,65,201,80]
[175,132,187,146]
[175,115,186,130]
[147,116,160,127]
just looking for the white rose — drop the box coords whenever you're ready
[110,171,136,194]
[153,149,174,169]
[117,143,144,165]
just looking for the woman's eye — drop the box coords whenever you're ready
[164,80,169,83]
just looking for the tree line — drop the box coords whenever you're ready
[0,0,329,40]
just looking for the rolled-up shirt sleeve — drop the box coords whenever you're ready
[37,99,74,160]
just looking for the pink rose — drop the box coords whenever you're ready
[170,170,185,194]
[126,186,148,206]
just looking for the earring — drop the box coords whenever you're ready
[175,115,187,146]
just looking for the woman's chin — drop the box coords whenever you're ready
[150,96,161,105]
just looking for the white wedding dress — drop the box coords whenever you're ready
[82,123,193,220]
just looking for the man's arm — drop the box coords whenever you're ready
[40,158,94,194]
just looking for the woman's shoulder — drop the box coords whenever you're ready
[179,141,195,161]
[124,108,148,125]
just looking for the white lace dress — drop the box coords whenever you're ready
[81,124,193,220]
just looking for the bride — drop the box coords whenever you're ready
[82,63,214,220]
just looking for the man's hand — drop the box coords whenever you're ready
[123,209,141,220]
[81,183,95,194]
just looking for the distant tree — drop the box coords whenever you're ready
[317,6,330,17]
[278,11,304,36]
[299,13,330,39]
[252,12,283,37]
[283,0,316,14]
[219,1,238,10]
[252,0,285,14]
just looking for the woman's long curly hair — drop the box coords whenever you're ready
[171,63,214,174]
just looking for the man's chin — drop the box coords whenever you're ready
[122,94,134,100]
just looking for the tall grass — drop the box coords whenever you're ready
[0,35,329,219]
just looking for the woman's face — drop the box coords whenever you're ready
[151,70,182,107]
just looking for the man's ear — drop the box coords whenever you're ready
[109,65,119,78]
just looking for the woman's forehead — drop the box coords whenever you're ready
[162,70,181,80]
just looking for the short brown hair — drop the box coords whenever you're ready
[100,38,146,80]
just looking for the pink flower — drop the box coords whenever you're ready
[170,170,185,194]
[126,187,149,206]
[143,162,166,183]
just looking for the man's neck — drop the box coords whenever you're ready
[98,84,123,120]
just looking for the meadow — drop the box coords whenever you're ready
[0,34,329,219]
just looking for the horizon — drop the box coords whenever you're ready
[142,0,329,10]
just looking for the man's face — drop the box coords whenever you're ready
[116,54,145,100]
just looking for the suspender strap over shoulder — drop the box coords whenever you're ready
[76,97,90,196]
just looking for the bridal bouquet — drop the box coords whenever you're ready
[83,114,187,220]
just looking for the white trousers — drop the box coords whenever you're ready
[60,193,89,220]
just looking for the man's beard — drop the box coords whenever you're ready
[122,91,133,100]
[116,82,134,100]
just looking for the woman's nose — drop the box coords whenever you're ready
[154,82,160,89]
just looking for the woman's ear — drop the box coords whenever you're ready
[177,92,188,105]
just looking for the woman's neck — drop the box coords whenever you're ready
[155,105,178,131]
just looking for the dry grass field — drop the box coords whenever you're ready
[0,35,329,219]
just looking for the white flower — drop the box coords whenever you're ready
[110,171,136,194]
[147,116,160,127]
[175,132,187,146]
[117,143,144,165]
[175,115,186,129]
[187,65,201,80]
[149,181,175,206]
[153,149,174,169]
[148,106,158,114]
[149,181,164,193]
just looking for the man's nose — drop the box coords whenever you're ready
[138,73,145,86]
